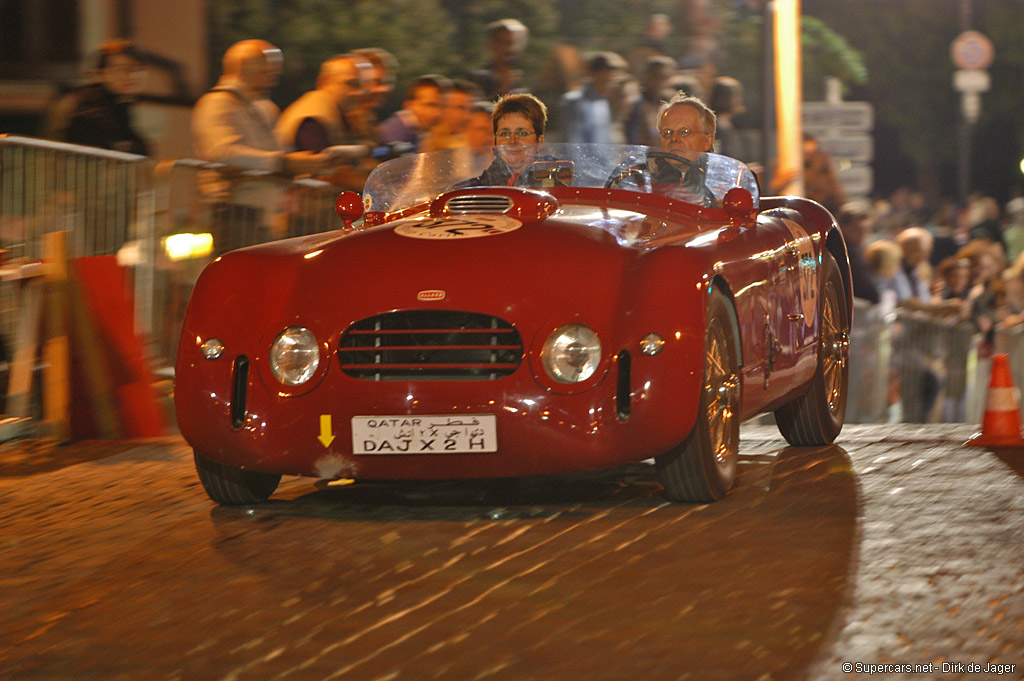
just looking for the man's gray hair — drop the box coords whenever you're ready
[657,92,717,139]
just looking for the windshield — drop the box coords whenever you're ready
[362,143,759,216]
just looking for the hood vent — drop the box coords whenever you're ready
[445,194,513,214]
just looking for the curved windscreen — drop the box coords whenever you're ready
[362,143,759,216]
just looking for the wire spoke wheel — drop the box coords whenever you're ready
[706,320,740,472]
[656,287,740,502]
[774,250,849,445]
[820,282,850,416]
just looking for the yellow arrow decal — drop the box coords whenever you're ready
[317,414,335,448]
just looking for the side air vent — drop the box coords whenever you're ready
[445,194,514,214]
[231,356,249,428]
[616,350,631,421]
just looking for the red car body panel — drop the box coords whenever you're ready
[175,157,849,481]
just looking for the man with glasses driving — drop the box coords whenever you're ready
[651,91,718,206]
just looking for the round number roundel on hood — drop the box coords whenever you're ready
[392,215,523,240]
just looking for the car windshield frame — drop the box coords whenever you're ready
[361,143,759,218]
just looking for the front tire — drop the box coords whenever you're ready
[775,250,850,445]
[194,450,281,505]
[656,287,741,503]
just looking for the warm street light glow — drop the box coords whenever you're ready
[774,0,803,196]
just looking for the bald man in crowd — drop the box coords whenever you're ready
[192,39,328,175]
[192,40,330,252]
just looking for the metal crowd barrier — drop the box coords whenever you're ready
[148,159,340,365]
[4,134,1024,426]
[0,135,153,348]
[0,135,342,378]
[847,305,984,424]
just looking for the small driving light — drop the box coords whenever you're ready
[640,333,665,356]
[164,233,214,261]
[270,327,320,386]
[200,338,225,360]
[541,324,601,383]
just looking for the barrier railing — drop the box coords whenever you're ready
[2,135,1021,426]
[147,160,340,366]
[0,136,341,375]
[0,135,153,347]
[847,305,983,424]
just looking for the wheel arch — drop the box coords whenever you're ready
[825,227,854,320]
[708,274,743,371]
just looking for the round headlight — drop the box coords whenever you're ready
[270,327,320,386]
[542,324,602,383]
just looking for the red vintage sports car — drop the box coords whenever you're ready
[175,144,851,505]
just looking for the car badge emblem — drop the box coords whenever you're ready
[417,290,446,301]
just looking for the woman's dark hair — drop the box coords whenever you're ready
[492,92,548,136]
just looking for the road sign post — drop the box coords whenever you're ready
[951,30,994,204]
[802,98,875,199]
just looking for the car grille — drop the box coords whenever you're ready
[339,310,523,381]
[445,194,513,213]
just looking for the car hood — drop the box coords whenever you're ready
[197,213,662,335]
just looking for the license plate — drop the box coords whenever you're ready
[351,415,497,455]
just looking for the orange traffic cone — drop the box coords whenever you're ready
[967,353,1024,447]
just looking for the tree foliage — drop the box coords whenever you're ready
[802,0,1024,199]
[715,4,868,123]
[207,0,1024,199]
[208,0,569,109]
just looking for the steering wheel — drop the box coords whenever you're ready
[604,151,703,190]
[603,162,649,190]
[644,150,700,173]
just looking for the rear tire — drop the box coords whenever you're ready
[656,287,740,503]
[193,450,281,505]
[775,251,850,445]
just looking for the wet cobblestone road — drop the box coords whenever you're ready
[0,424,1021,680]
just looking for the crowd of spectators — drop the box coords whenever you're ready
[43,26,1024,335]
[46,13,755,184]
[853,189,1024,338]
[39,18,765,257]
[34,18,1024,424]
[843,187,1024,422]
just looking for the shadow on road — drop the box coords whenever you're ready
[989,448,1024,479]
[202,444,859,681]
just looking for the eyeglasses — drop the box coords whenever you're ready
[659,127,708,140]
[496,129,536,141]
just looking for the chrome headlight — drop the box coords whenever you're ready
[542,324,602,383]
[269,327,320,386]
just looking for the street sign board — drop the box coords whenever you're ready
[837,164,873,198]
[951,30,994,70]
[953,69,991,93]
[817,134,873,163]
[801,101,874,135]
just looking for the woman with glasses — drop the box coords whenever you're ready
[461,93,552,187]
